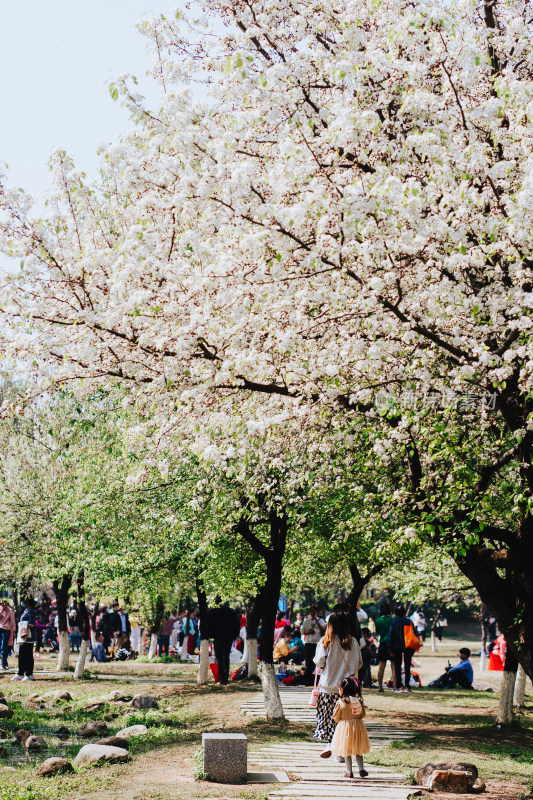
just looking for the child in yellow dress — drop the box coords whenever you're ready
[320,676,371,778]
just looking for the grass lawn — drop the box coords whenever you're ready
[0,627,530,800]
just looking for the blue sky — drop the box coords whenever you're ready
[1,2,178,205]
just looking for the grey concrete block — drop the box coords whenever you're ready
[202,733,247,783]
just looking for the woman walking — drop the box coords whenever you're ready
[313,611,362,746]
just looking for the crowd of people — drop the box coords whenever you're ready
[0,590,501,702]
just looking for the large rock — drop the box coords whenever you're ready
[73,744,130,769]
[115,724,148,740]
[97,736,130,749]
[25,735,46,751]
[0,704,13,719]
[131,694,158,710]
[416,761,478,790]
[78,721,109,738]
[36,757,74,777]
[202,733,247,784]
[430,770,469,793]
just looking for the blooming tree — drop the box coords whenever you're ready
[2,0,533,677]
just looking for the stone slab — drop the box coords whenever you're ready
[202,733,247,784]
[247,771,290,783]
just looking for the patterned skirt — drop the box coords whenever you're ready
[314,691,339,742]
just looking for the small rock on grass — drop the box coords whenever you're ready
[56,726,70,738]
[97,736,130,749]
[78,721,109,738]
[73,744,130,769]
[0,704,13,719]
[0,728,8,739]
[131,694,158,710]
[0,745,7,756]
[106,690,132,702]
[15,729,31,744]
[115,724,148,739]
[472,778,486,794]
[25,735,46,751]
[36,757,74,777]
[41,690,72,703]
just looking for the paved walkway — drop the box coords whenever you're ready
[244,687,418,800]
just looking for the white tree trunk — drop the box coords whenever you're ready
[497,669,517,724]
[479,646,486,672]
[247,638,258,677]
[514,664,527,708]
[148,633,158,659]
[197,639,210,685]
[241,638,249,664]
[431,632,436,652]
[73,639,89,679]
[57,631,70,671]
[259,661,284,720]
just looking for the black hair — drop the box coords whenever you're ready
[339,676,361,698]
[380,602,390,616]
[361,627,371,636]
[459,647,471,658]
[395,604,406,617]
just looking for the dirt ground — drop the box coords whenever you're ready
[0,627,530,800]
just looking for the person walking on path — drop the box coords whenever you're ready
[374,603,395,691]
[313,611,363,745]
[320,676,371,779]
[12,598,36,681]
[301,606,326,686]
[0,599,16,670]
[387,605,416,693]
[208,604,240,685]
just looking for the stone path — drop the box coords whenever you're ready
[244,687,418,800]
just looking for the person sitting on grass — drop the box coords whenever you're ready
[429,647,473,689]
[273,627,300,664]
[90,633,108,663]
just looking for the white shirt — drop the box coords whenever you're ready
[314,636,363,695]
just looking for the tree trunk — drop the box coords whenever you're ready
[457,534,533,681]
[346,563,369,642]
[497,646,518,725]
[247,638,258,677]
[245,589,263,679]
[197,639,210,685]
[53,575,72,672]
[479,602,487,672]
[236,511,287,719]
[514,664,527,708]
[74,572,91,680]
[148,633,158,659]
[196,579,210,686]
[259,661,285,719]
[74,639,89,679]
